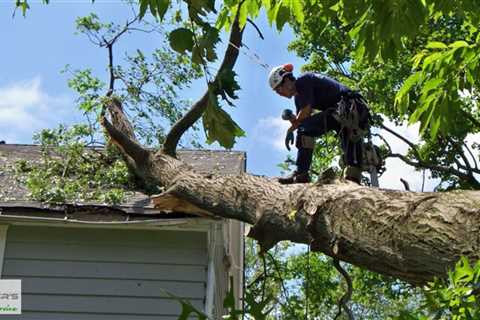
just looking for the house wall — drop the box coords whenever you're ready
[1,225,208,320]
[208,219,244,318]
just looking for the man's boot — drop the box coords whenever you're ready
[343,166,362,184]
[278,171,311,184]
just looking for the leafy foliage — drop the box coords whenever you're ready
[422,257,480,320]
[168,28,195,54]
[244,239,424,319]
[308,0,480,139]
[203,88,245,149]
[394,257,480,320]
[13,1,480,318]
[289,2,480,189]
[69,11,203,147]
[15,124,132,204]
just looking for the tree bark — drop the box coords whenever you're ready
[100,144,479,285]
[147,158,480,285]
[99,6,480,286]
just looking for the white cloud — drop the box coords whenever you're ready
[252,115,475,191]
[252,116,290,151]
[374,118,440,191]
[0,77,74,143]
[465,132,480,148]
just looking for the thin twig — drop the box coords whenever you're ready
[372,133,392,154]
[463,142,479,170]
[266,252,298,317]
[246,18,264,39]
[400,178,410,191]
[305,246,310,320]
[421,169,426,192]
[261,254,267,303]
[380,123,421,160]
[389,153,480,186]
[333,258,354,320]
[447,136,473,174]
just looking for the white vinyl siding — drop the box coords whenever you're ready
[2,225,207,320]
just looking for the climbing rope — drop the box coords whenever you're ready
[228,40,270,70]
[333,258,354,320]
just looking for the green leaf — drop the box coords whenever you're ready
[247,0,261,18]
[169,28,195,54]
[139,0,148,18]
[203,89,245,149]
[216,69,240,101]
[397,72,422,100]
[452,256,474,284]
[288,0,304,24]
[426,41,447,49]
[329,2,341,12]
[148,0,157,17]
[223,277,236,309]
[422,78,443,93]
[154,0,170,20]
[275,2,290,31]
[162,289,208,320]
[449,40,470,48]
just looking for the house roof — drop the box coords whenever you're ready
[0,144,246,223]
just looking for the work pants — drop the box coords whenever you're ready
[295,111,364,173]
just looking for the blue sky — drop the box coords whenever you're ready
[0,0,450,191]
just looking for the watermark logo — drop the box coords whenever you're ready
[0,280,21,315]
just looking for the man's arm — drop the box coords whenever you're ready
[289,105,312,131]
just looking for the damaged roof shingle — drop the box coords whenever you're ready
[0,144,246,220]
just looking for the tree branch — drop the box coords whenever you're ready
[100,111,149,165]
[389,153,480,187]
[464,110,480,130]
[333,258,354,320]
[446,136,473,174]
[162,11,244,156]
[400,178,410,191]
[247,18,264,40]
[464,141,479,170]
[380,123,421,160]
[107,43,115,95]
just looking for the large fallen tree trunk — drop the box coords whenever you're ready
[154,165,480,285]
[99,11,480,286]
[104,118,480,285]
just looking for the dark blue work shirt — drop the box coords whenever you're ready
[294,73,350,113]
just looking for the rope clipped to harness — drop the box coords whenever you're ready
[333,92,383,186]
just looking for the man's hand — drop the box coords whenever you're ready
[285,130,294,151]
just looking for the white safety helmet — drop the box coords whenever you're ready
[268,63,294,89]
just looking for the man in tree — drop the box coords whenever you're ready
[269,64,370,184]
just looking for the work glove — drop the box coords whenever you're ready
[285,130,294,151]
[281,109,295,121]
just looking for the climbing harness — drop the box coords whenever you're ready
[333,92,383,187]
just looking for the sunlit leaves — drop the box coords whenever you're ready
[15,124,132,205]
[64,67,105,114]
[395,39,480,137]
[76,13,103,32]
[263,0,305,31]
[421,257,480,320]
[15,0,30,16]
